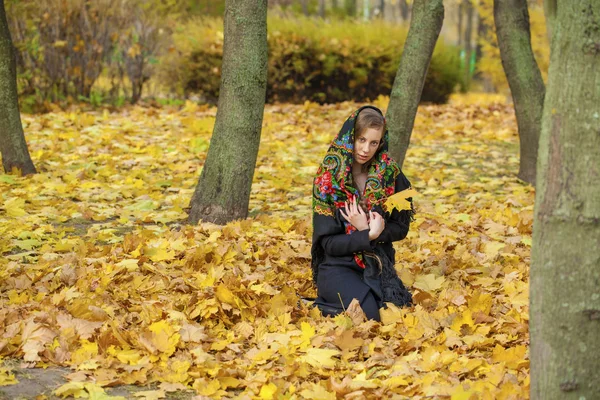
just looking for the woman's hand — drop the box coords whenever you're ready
[340,196,369,231]
[368,211,385,241]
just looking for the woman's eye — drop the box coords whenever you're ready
[371,142,378,146]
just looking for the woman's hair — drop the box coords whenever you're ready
[355,108,386,138]
[354,108,386,173]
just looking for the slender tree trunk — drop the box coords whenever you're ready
[301,0,309,16]
[544,0,557,44]
[531,1,600,399]
[0,0,36,175]
[476,11,486,61]
[386,0,444,167]
[463,0,474,89]
[494,0,545,185]
[458,0,464,46]
[345,0,356,17]
[188,0,267,225]
[399,0,409,21]
[379,0,385,19]
[319,0,326,18]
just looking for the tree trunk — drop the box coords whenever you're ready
[531,1,600,399]
[544,0,557,44]
[458,0,464,46]
[188,0,267,225]
[345,0,356,17]
[399,0,409,21]
[463,0,474,89]
[319,0,326,18]
[385,0,444,167]
[494,0,545,185]
[0,0,36,175]
[301,0,309,16]
[378,0,385,19]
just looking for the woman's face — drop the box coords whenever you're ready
[353,127,383,165]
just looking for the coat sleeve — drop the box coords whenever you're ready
[313,213,373,257]
[321,229,373,256]
[372,173,413,245]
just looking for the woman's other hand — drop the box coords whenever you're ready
[340,196,369,231]
[368,211,385,240]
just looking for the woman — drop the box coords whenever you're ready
[311,105,413,321]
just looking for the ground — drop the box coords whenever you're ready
[0,93,533,399]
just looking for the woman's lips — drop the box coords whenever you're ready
[359,155,368,160]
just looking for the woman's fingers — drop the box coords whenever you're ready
[340,208,348,221]
[357,203,365,215]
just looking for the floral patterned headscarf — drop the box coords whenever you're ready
[311,106,401,272]
[312,106,400,223]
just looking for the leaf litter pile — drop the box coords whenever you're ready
[0,95,533,399]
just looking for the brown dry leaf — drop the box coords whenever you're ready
[345,298,366,325]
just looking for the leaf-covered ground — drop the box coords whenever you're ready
[0,94,533,399]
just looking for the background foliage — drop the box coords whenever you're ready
[170,17,462,105]
[4,0,549,111]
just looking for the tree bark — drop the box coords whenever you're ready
[458,0,464,46]
[463,0,474,89]
[544,0,557,44]
[385,0,444,167]
[399,0,409,21]
[188,0,267,225]
[0,0,36,175]
[345,0,357,17]
[531,1,600,399]
[494,0,545,185]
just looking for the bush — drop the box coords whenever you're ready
[166,16,462,104]
[6,0,173,110]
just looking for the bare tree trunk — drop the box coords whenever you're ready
[543,0,557,43]
[345,0,357,17]
[463,0,474,89]
[386,0,444,167]
[458,0,464,46]
[319,0,326,18]
[531,1,600,399]
[399,0,409,21]
[378,0,385,19]
[188,0,268,225]
[494,0,545,185]
[301,0,309,16]
[0,0,36,175]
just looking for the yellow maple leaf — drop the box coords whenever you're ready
[383,188,417,213]
[54,382,126,399]
[133,389,166,400]
[491,345,528,369]
[0,368,18,386]
[299,383,336,400]
[413,274,445,293]
[299,348,340,369]
[259,382,278,399]
[4,197,27,217]
[192,378,220,396]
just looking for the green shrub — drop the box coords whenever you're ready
[164,16,462,104]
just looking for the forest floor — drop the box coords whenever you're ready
[0,93,533,399]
